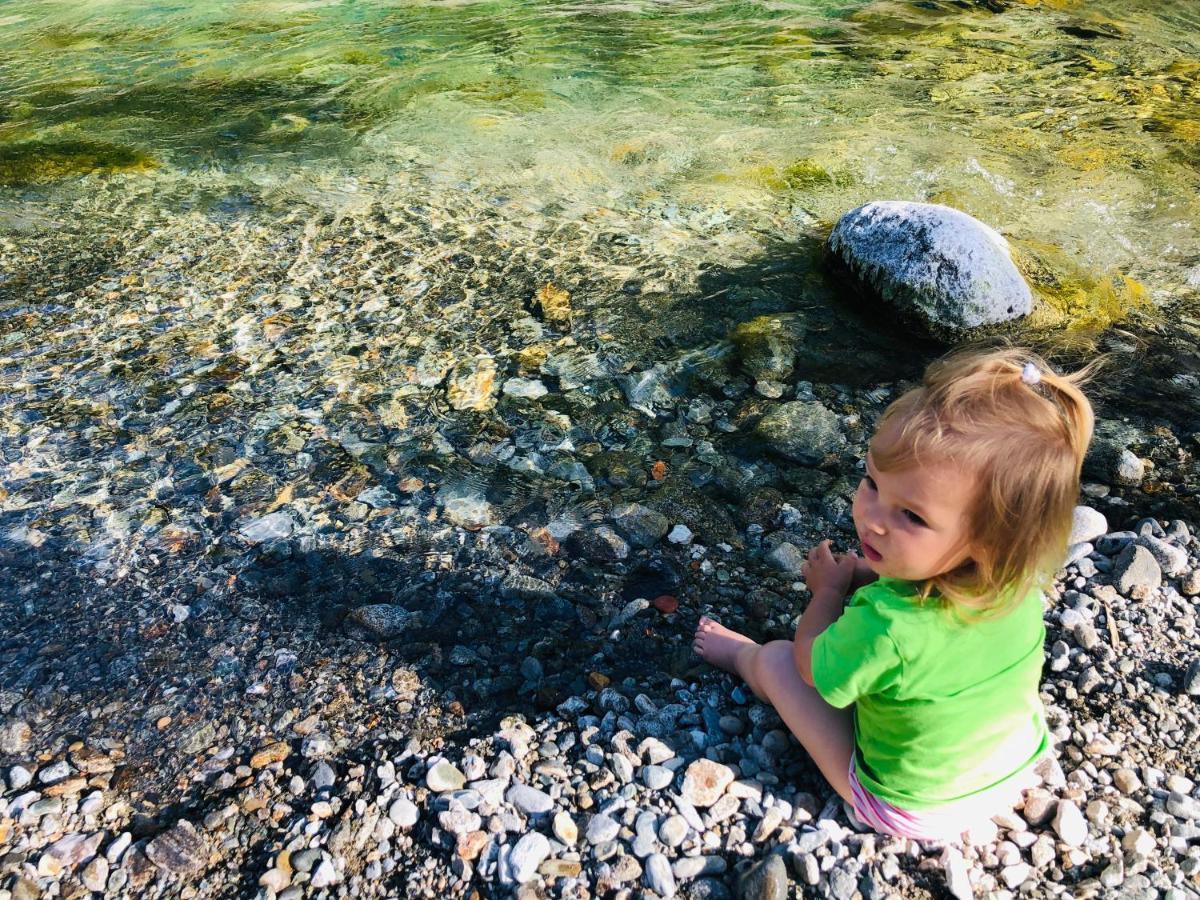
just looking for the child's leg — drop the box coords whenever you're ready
[694,617,855,803]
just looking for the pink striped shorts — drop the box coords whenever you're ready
[847,758,1041,842]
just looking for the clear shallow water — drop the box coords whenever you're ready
[1,0,1199,301]
[2,1,1200,572]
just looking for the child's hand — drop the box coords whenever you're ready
[800,539,857,599]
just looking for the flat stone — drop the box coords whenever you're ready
[1167,791,1200,820]
[612,503,669,548]
[250,741,290,769]
[1069,506,1108,545]
[1114,544,1162,595]
[509,832,550,884]
[586,813,620,845]
[754,401,845,466]
[737,853,788,900]
[553,811,577,845]
[642,765,675,791]
[344,604,420,640]
[506,783,553,816]
[659,814,688,848]
[644,852,677,898]
[238,511,294,543]
[145,820,207,875]
[768,542,805,574]
[680,759,735,808]
[1052,800,1088,846]
[310,858,338,888]
[427,761,466,793]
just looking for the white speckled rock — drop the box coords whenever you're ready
[829,201,1032,334]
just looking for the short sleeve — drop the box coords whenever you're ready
[811,596,903,709]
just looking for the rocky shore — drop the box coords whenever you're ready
[3,178,1200,899]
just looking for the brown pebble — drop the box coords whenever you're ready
[250,741,290,769]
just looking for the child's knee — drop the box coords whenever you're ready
[754,640,799,693]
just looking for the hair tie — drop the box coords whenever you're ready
[1020,362,1042,386]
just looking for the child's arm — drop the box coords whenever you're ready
[794,540,857,686]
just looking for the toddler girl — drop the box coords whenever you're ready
[694,346,1095,840]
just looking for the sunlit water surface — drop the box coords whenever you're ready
[1,0,1200,572]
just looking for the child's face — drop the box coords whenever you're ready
[852,442,977,583]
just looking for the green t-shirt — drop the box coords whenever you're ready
[811,577,1049,809]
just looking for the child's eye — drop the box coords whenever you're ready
[862,476,877,491]
[903,509,927,527]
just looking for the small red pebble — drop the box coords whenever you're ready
[653,594,679,614]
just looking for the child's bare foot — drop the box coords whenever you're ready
[694,616,759,674]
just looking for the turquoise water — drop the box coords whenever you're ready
[2,1,1199,310]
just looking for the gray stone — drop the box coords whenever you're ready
[642,765,675,791]
[310,858,338,888]
[586,813,620,845]
[1136,535,1188,577]
[344,605,420,640]
[1052,799,1088,846]
[644,852,677,898]
[611,504,670,549]
[658,815,688,848]
[1114,544,1161,595]
[1069,506,1108,545]
[0,719,32,754]
[567,525,630,562]
[506,783,553,816]
[145,820,207,874]
[754,401,845,465]
[737,853,788,900]
[941,846,972,900]
[1115,449,1145,485]
[730,314,805,382]
[828,200,1032,334]
[1168,791,1200,820]
[509,832,550,884]
[1185,659,1200,696]
[502,377,548,400]
[389,798,419,828]
[437,482,494,529]
[238,511,294,543]
[426,761,466,793]
[8,765,32,790]
[674,856,727,880]
[768,542,805,575]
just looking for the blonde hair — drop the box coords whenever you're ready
[871,346,1098,616]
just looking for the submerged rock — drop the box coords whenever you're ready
[344,605,421,640]
[829,201,1032,335]
[730,314,805,382]
[753,401,844,465]
[447,354,499,411]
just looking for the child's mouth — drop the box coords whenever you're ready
[861,540,883,562]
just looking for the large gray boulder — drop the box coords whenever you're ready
[829,201,1032,335]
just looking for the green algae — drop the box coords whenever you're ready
[1013,239,1153,333]
[0,140,155,185]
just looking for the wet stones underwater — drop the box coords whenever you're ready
[3,0,1200,898]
